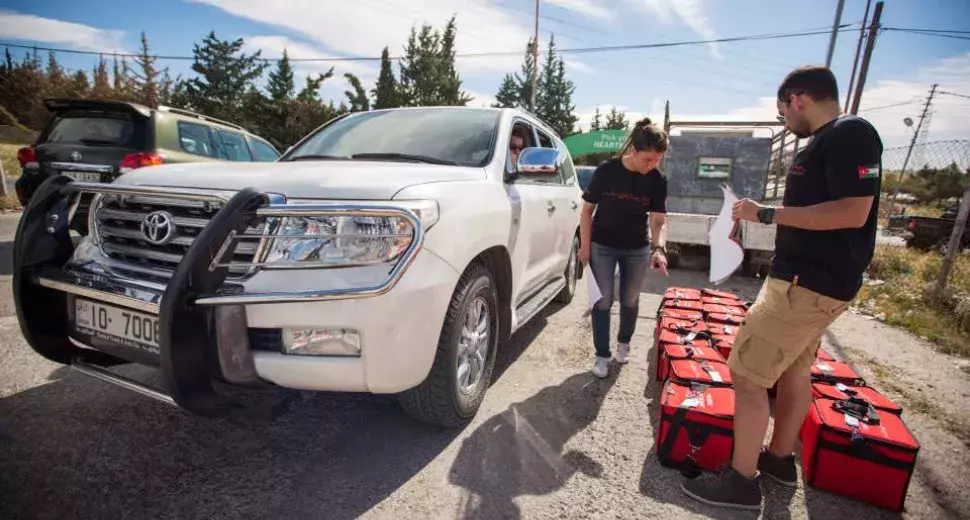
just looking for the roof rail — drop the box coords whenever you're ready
[156,105,248,132]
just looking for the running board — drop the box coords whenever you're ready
[71,359,177,407]
[513,275,566,332]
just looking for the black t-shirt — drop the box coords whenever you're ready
[771,115,883,301]
[582,158,668,249]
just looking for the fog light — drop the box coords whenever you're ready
[282,327,361,357]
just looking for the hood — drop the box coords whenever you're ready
[114,160,487,200]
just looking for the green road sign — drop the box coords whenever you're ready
[562,129,630,157]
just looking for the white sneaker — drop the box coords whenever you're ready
[615,343,630,364]
[592,357,610,378]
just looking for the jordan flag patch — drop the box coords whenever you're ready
[858,164,880,179]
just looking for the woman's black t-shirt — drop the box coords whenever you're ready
[582,158,667,250]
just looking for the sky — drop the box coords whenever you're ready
[0,0,968,150]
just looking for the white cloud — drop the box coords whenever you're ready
[545,0,614,21]
[627,0,720,59]
[723,52,970,149]
[566,59,594,74]
[0,11,126,53]
[466,90,498,108]
[186,0,530,75]
[242,36,377,83]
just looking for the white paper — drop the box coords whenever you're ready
[708,370,724,383]
[680,398,701,408]
[816,362,832,373]
[585,264,602,312]
[708,184,745,285]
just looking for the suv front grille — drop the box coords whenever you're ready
[94,195,264,276]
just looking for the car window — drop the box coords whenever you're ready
[512,121,562,186]
[287,108,500,167]
[177,121,219,158]
[557,142,577,186]
[44,113,138,147]
[250,138,280,162]
[537,130,554,148]
[215,129,253,161]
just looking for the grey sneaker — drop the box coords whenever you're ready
[681,467,762,511]
[592,357,609,378]
[615,343,630,364]
[758,448,797,486]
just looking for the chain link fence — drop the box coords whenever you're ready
[764,137,970,203]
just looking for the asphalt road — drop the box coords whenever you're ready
[1,212,967,520]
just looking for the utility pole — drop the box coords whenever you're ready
[890,84,938,209]
[844,0,873,111]
[825,0,846,68]
[935,170,970,300]
[530,0,540,112]
[850,0,884,115]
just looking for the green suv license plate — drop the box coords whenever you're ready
[74,298,160,354]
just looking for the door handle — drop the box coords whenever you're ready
[546,201,557,213]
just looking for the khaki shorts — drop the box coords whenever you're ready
[727,277,850,388]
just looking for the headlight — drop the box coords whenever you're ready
[287,199,440,230]
[262,213,414,267]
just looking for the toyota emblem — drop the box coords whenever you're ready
[70,151,83,162]
[140,211,176,245]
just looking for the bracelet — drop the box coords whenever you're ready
[651,245,667,255]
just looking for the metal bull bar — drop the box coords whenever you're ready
[13,176,425,420]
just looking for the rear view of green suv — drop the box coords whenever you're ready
[15,98,281,206]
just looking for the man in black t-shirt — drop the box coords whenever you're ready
[683,66,883,511]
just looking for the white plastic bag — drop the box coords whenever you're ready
[585,264,602,313]
[708,184,745,285]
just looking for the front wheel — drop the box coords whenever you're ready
[398,262,499,427]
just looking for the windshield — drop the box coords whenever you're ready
[287,108,500,167]
[44,112,141,147]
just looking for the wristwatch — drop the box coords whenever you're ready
[757,207,776,225]
[651,244,667,256]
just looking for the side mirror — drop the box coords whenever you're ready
[516,147,561,175]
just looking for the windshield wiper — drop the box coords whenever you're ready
[283,154,351,162]
[351,153,459,166]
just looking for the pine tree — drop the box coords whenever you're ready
[605,106,629,130]
[45,51,67,97]
[68,70,90,98]
[549,57,578,136]
[3,48,12,72]
[297,69,334,102]
[91,57,112,99]
[437,16,471,106]
[344,73,370,112]
[184,32,269,121]
[514,38,537,110]
[493,74,519,108]
[590,107,602,131]
[132,32,165,108]
[266,49,295,103]
[372,47,399,109]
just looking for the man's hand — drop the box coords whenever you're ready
[579,245,591,266]
[650,250,668,276]
[732,198,763,223]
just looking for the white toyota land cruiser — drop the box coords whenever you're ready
[12,107,583,426]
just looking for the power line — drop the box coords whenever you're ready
[885,27,970,34]
[859,99,923,112]
[0,25,857,63]
[939,91,970,101]
[883,28,970,41]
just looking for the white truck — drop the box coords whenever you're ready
[12,107,583,427]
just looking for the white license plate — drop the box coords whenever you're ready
[74,299,160,352]
[61,171,102,182]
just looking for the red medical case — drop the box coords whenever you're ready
[657,341,723,381]
[801,397,919,511]
[707,312,744,326]
[664,287,702,300]
[656,379,735,476]
[670,359,733,387]
[812,381,902,416]
[811,360,866,387]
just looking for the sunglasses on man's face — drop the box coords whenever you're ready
[510,145,523,152]
[776,115,787,124]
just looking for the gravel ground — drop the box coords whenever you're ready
[1,212,968,519]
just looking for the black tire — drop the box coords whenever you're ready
[398,262,499,427]
[554,235,580,304]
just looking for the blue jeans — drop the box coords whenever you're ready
[589,242,651,358]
